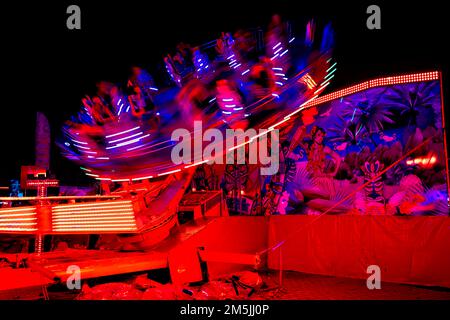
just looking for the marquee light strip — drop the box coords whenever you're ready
[304,71,439,108]
[0,206,37,232]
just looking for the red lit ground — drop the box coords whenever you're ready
[257,271,450,300]
[3,271,450,300]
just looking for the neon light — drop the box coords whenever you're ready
[127,144,145,151]
[53,212,134,219]
[106,134,151,149]
[0,227,37,232]
[326,62,337,72]
[74,144,90,150]
[71,139,88,145]
[280,49,289,57]
[184,160,209,168]
[323,73,335,82]
[289,37,295,43]
[273,42,281,50]
[108,132,143,144]
[105,126,140,138]
[53,227,137,232]
[241,69,250,75]
[131,175,153,181]
[85,173,100,177]
[157,169,181,177]
[0,213,36,218]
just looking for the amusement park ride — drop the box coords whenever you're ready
[1,15,449,297]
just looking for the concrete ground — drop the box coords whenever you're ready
[258,271,450,300]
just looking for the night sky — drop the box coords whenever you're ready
[2,0,449,186]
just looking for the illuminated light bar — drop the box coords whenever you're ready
[74,144,91,150]
[105,126,140,139]
[0,207,37,214]
[53,200,132,209]
[52,213,134,219]
[106,134,151,149]
[324,69,336,81]
[71,138,88,145]
[273,42,281,50]
[51,200,137,233]
[184,159,209,169]
[157,169,181,177]
[0,218,36,222]
[108,132,143,144]
[26,181,59,186]
[270,54,279,61]
[131,175,154,182]
[222,111,232,115]
[0,227,38,232]
[322,74,335,84]
[95,177,112,181]
[53,227,137,232]
[127,144,145,151]
[284,95,319,119]
[80,167,91,172]
[0,206,37,233]
[0,212,38,218]
[53,221,136,226]
[289,37,295,43]
[0,222,36,227]
[96,157,110,160]
[241,69,250,75]
[52,205,134,212]
[326,62,337,72]
[274,47,283,55]
[304,71,439,108]
[53,208,134,215]
[280,49,289,57]
[111,179,131,182]
[315,84,328,94]
[85,173,100,178]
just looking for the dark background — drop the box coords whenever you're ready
[1,0,449,186]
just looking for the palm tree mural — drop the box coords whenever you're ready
[328,116,369,148]
[339,87,395,145]
[383,81,440,130]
